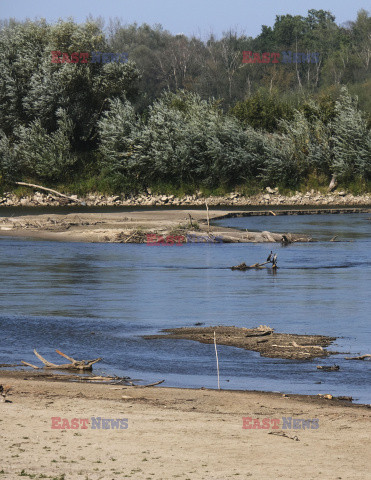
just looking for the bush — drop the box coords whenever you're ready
[330,87,371,181]
[1,109,77,182]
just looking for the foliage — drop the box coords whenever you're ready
[1,109,77,181]
[0,15,370,193]
[230,91,294,132]
[330,87,371,180]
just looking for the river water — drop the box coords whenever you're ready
[0,211,370,403]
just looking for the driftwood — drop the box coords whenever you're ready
[232,253,278,270]
[318,394,353,402]
[28,349,102,371]
[15,353,164,386]
[345,354,371,360]
[0,363,23,367]
[231,261,271,271]
[15,182,82,204]
[115,230,147,243]
[132,380,165,388]
[272,342,324,351]
[261,231,277,242]
[205,200,211,234]
[328,174,338,192]
[23,372,133,385]
[268,431,300,441]
[317,365,340,371]
[21,361,40,369]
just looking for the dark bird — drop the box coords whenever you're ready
[281,235,290,246]
[267,251,273,262]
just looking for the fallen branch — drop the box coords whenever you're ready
[124,231,138,243]
[0,363,23,367]
[268,431,299,441]
[292,341,323,350]
[15,182,82,204]
[271,342,324,351]
[328,174,337,192]
[205,200,210,234]
[29,349,102,371]
[345,354,371,360]
[21,361,40,369]
[317,365,340,371]
[214,332,220,390]
[231,261,271,271]
[79,376,115,382]
[132,380,165,388]
[261,231,277,242]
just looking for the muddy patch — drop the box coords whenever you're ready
[144,325,338,360]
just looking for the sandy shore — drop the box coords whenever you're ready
[1,207,366,243]
[0,371,370,479]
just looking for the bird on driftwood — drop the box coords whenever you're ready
[272,254,278,267]
[267,251,273,262]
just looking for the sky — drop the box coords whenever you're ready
[0,0,369,38]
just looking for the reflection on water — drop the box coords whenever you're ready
[0,213,370,403]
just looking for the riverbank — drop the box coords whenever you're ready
[0,371,370,479]
[0,209,317,243]
[1,188,371,207]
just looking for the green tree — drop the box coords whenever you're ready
[330,87,371,180]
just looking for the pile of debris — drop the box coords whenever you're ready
[145,325,338,360]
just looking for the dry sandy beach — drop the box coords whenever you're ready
[1,208,367,244]
[0,372,370,480]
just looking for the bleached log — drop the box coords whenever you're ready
[55,349,75,363]
[21,361,39,369]
[31,349,102,371]
[132,380,165,388]
[15,182,82,203]
[345,354,371,360]
[272,342,324,351]
[328,174,337,192]
[261,231,277,242]
[33,349,59,367]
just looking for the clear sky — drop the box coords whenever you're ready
[0,0,368,38]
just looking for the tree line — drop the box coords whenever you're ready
[0,10,370,194]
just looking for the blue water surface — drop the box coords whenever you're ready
[0,212,370,403]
